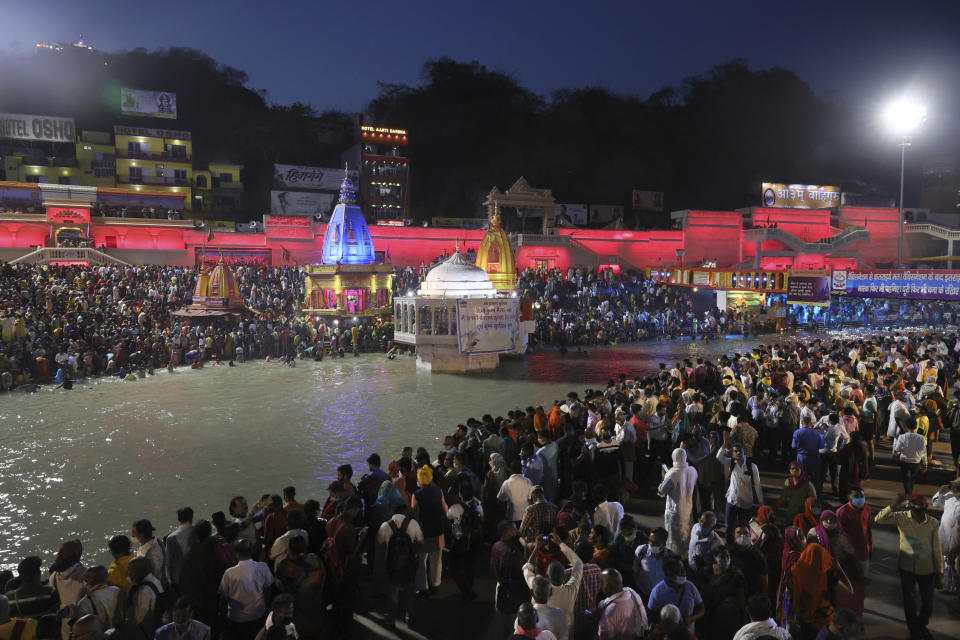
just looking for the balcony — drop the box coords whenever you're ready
[116,150,192,163]
[117,175,193,187]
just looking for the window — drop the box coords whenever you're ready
[58,176,73,185]
[25,175,41,183]
[173,169,188,184]
[129,166,143,180]
[166,144,187,160]
[127,141,144,157]
[218,172,232,183]
[195,175,207,188]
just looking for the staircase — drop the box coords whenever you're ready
[743,226,869,253]
[9,247,132,267]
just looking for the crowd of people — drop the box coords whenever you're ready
[0,261,398,390]
[788,298,960,330]
[2,330,959,640]
[517,267,741,346]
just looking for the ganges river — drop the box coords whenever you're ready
[0,336,772,569]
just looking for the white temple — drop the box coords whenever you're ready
[394,251,522,373]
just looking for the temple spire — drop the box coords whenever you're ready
[490,202,503,230]
[338,163,357,204]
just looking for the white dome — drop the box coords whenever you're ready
[418,252,497,297]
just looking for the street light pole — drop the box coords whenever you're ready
[898,136,909,268]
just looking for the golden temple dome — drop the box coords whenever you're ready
[192,258,243,310]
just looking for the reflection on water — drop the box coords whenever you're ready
[0,336,768,568]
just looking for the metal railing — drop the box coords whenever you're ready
[904,223,960,240]
[8,247,131,267]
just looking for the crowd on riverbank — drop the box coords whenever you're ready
[0,261,401,390]
[5,330,960,640]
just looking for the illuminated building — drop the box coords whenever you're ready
[171,256,246,319]
[359,124,410,223]
[303,169,393,317]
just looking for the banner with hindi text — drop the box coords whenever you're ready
[456,298,519,354]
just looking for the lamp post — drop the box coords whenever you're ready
[884,100,926,268]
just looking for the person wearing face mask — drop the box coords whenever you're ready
[811,511,863,623]
[702,547,748,640]
[716,441,764,544]
[836,487,872,615]
[786,538,851,639]
[875,493,942,640]
[633,528,677,602]
[646,557,704,632]
[687,512,723,586]
[729,525,768,596]
[658,448,698,554]
[778,461,817,522]
[155,597,210,640]
[609,516,640,588]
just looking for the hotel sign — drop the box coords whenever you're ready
[113,125,191,140]
[761,183,839,209]
[47,207,90,224]
[0,112,75,143]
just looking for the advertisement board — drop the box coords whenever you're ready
[456,298,519,354]
[761,183,840,209]
[831,269,960,301]
[632,190,664,212]
[270,191,335,217]
[786,275,831,306]
[196,248,271,268]
[0,112,75,143]
[120,89,177,119]
[556,204,588,226]
[590,204,624,225]
[273,164,357,190]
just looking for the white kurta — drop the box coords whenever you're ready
[658,448,698,553]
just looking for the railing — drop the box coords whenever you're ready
[117,176,193,187]
[904,223,960,240]
[116,150,191,162]
[8,247,132,267]
[743,226,868,252]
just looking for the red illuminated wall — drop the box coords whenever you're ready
[681,211,743,267]
[838,206,900,266]
[751,207,833,243]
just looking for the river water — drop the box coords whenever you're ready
[0,336,769,569]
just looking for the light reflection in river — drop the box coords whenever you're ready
[0,336,769,568]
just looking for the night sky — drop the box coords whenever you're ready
[2,1,959,123]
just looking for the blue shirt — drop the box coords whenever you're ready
[633,544,677,597]
[792,427,825,457]
[647,580,703,630]
[522,454,544,486]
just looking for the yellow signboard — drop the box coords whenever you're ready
[761,183,839,209]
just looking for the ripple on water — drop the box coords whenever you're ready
[0,337,773,569]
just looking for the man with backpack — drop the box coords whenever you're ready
[123,556,166,640]
[376,503,423,628]
[446,484,484,601]
[716,439,763,542]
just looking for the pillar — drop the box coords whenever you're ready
[542,205,556,235]
[949,239,954,270]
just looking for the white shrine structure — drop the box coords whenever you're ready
[394,205,533,372]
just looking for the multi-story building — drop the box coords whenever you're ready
[0,118,242,215]
[359,124,410,224]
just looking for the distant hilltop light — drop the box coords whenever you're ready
[35,34,96,52]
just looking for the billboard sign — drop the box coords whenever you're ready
[832,269,960,301]
[632,190,664,212]
[0,112,75,143]
[120,88,178,119]
[456,298,519,354]
[761,183,840,209]
[786,275,831,306]
[590,204,624,225]
[556,204,588,226]
[273,164,357,191]
[270,190,335,217]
